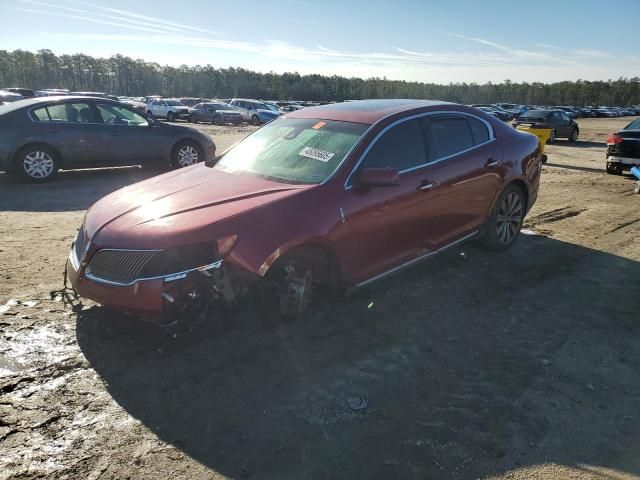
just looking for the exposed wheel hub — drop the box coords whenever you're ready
[279,267,312,318]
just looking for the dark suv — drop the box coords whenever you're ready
[512,109,579,142]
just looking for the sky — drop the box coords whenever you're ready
[1,0,639,84]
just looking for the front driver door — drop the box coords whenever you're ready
[95,103,158,166]
[338,117,443,284]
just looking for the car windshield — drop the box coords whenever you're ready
[214,118,368,184]
[519,110,550,119]
[165,100,183,106]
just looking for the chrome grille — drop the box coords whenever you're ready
[87,249,158,284]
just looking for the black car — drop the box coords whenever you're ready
[188,102,242,125]
[606,116,640,175]
[4,87,35,98]
[512,109,579,142]
[0,96,216,182]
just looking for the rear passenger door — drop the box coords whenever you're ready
[31,101,108,167]
[423,113,501,245]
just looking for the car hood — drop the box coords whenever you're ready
[84,164,311,249]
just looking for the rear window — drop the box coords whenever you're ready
[625,118,640,130]
[31,102,93,123]
[467,117,490,144]
[519,110,551,119]
[429,115,474,158]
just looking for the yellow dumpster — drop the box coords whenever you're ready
[516,125,552,163]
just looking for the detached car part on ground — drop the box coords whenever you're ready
[0,96,215,181]
[606,117,640,175]
[66,100,541,322]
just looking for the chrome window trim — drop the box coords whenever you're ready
[28,101,150,125]
[355,230,478,288]
[343,111,495,190]
[83,246,224,286]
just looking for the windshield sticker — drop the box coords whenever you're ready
[299,147,335,162]
[312,121,326,130]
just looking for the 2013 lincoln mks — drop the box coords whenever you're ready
[67,99,541,319]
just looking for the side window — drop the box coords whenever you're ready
[32,107,50,121]
[357,118,427,173]
[96,104,149,126]
[467,117,490,145]
[428,115,474,158]
[152,101,161,106]
[43,103,94,123]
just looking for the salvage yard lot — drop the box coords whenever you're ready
[1,118,639,479]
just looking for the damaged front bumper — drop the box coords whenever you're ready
[67,245,225,314]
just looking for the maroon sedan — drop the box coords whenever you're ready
[67,99,541,319]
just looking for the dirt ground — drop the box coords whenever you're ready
[1,117,639,480]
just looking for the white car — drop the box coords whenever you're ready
[146,99,190,122]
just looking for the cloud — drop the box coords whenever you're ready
[15,0,219,36]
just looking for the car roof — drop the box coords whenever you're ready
[0,95,119,115]
[284,99,452,124]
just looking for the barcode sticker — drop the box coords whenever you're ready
[298,147,335,162]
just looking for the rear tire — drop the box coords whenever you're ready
[167,112,176,122]
[569,128,578,142]
[482,185,525,252]
[214,114,223,126]
[190,115,198,124]
[16,145,59,182]
[251,115,260,126]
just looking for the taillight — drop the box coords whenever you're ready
[607,134,623,145]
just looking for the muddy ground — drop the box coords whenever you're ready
[1,117,639,480]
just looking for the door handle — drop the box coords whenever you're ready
[485,159,499,168]
[417,181,435,192]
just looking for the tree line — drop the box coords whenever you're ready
[1,49,639,106]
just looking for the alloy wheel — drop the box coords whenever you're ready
[176,145,199,167]
[23,151,55,179]
[496,192,523,244]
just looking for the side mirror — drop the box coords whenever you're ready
[358,167,399,187]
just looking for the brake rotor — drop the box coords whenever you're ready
[279,268,312,318]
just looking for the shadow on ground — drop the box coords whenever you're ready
[76,234,640,479]
[0,167,155,212]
